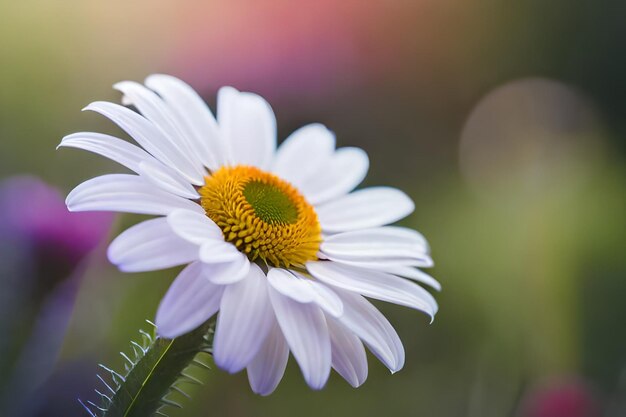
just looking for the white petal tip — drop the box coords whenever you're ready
[145,73,173,84]
[307,382,327,391]
[303,373,330,391]
[422,259,435,268]
[389,364,404,374]
[341,374,365,388]
[218,85,239,95]
[154,319,182,340]
[112,81,129,90]
[214,359,245,375]
[155,316,197,340]
[116,264,138,273]
[156,328,179,340]
[213,347,248,374]
[350,378,366,388]
[64,198,77,211]
[250,384,278,396]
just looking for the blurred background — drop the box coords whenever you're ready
[1,1,625,416]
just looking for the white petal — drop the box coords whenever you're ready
[328,256,434,271]
[268,286,331,390]
[334,289,405,373]
[306,261,438,320]
[137,159,199,199]
[167,209,223,245]
[301,147,369,205]
[267,268,343,317]
[58,132,199,199]
[247,317,289,396]
[201,252,251,285]
[66,174,203,215]
[213,264,274,373]
[326,317,368,387]
[316,187,415,233]
[320,226,431,267]
[322,259,441,290]
[272,124,335,187]
[58,132,153,173]
[114,81,205,170]
[199,240,244,264]
[145,74,227,170]
[84,101,205,185]
[156,262,223,338]
[218,87,276,169]
[323,226,429,252]
[107,218,198,272]
[363,265,441,291]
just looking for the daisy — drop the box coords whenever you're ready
[59,75,440,395]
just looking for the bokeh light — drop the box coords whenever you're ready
[459,77,605,197]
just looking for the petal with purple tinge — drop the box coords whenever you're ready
[108,218,198,272]
[202,255,250,285]
[327,316,368,387]
[247,317,289,396]
[167,209,223,245]
[333,289,405,373]
[156,262,223,338]
[213,264,274,373]
[267,268,343,317]
[268,286,331,390]
[307,261,438,320]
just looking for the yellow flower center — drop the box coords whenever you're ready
[199,165,321,268]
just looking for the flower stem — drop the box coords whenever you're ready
[82,320,215,417]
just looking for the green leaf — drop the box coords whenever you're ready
[81,319,215,417]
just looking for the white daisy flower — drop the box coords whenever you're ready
[59,75,440,395]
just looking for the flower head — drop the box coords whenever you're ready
[59,75,439,394]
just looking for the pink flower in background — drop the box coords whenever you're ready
[166,1,406,102]
[522,379,602,417]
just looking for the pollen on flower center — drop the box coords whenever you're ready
[199,165,321,268]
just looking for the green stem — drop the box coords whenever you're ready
[82,320,215,417]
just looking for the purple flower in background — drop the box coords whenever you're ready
[0,176,112,281]
[0,176,112,415]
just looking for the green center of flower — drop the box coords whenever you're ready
[242,180,299,225]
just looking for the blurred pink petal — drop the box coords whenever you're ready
[522,378,602,417]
